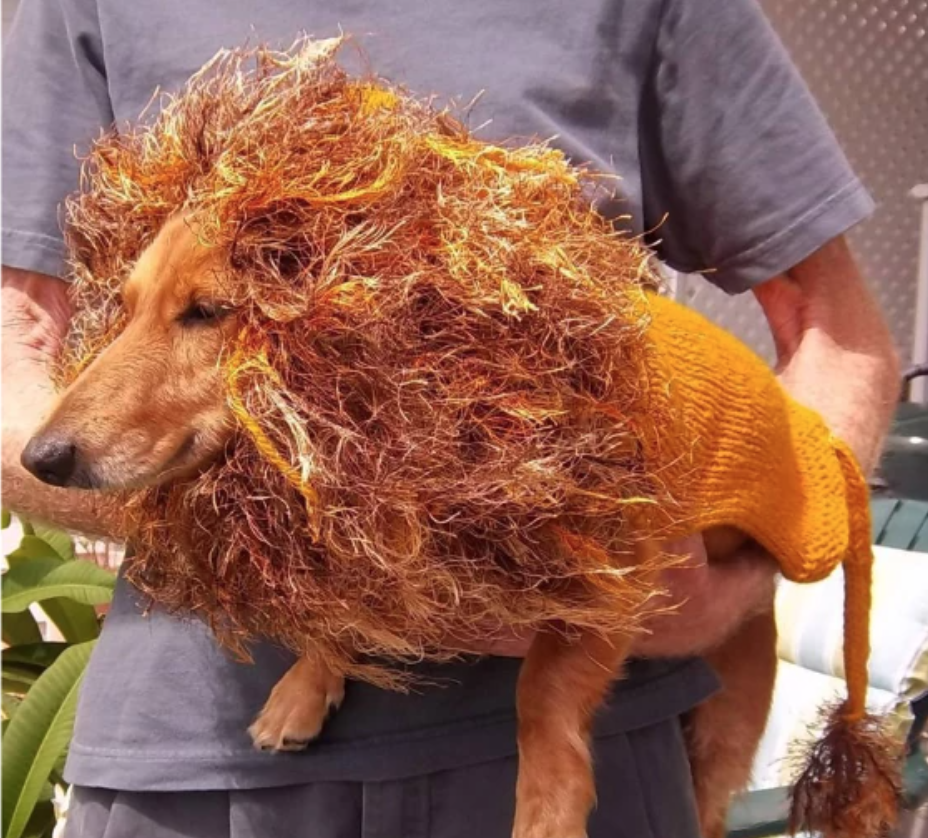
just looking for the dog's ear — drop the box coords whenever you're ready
[229,212,321,292]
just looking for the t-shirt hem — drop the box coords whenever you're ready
[64,658,719,791]
[1,228,68,278]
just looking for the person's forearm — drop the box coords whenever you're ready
[2,267,118,536]
[754,237,901,474]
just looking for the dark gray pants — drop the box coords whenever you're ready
[64,718,702,838]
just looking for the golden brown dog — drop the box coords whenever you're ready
[22,216,778,838]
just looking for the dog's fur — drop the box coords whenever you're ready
[25,217,777,838]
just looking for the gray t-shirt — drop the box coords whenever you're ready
[2,0,872,792]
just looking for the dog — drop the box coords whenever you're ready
[22,214,778,838]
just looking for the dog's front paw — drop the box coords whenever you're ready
[248,656,345,752]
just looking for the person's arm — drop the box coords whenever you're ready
[2,266,116,535]
[754,236,900,473]
[2,0,117,534]
[632,235,898,657]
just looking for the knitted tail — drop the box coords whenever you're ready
[788,441,903,838]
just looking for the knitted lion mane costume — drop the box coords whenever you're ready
[62,38,680,674]
[59,37,901,837]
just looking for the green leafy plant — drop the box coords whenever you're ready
[1,515,115,838]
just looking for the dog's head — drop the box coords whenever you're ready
[21,216,236,490]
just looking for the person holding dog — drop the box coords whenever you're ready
[2,0,899,836]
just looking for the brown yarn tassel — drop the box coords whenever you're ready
[788,701,902,838]
[789,443,903,837]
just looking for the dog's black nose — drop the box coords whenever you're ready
[21,435,79,487]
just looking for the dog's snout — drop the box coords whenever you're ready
[21,435,79,487]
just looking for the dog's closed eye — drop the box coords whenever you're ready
[178,300,232,326]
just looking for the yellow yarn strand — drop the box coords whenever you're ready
[225,345,322,538]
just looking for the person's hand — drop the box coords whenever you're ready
[628,535,778,657]
[455,534,778,659]
[2,267,116,536]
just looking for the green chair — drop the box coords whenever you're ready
[874,368,928,502]
[871,498,928,553]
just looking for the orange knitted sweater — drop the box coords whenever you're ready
[642,292,874,723]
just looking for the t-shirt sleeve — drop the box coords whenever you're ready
[639,0,874,293]
[2,0,114,278]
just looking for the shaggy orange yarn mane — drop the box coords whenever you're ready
[61,38,686,685]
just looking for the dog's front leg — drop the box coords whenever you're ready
[248,652,345,752]
[514,628,633,838]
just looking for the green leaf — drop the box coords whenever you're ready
[1,510,11,530]
[27,527,74,562]
[4,539,62,564]
[1,680,34,701]
[1,561,63,610]
[19,799,54,838]
[1,613,42,647]
[18,521,35,537]
[1,645,69,671]
[2,641,95,838]
[2,561,115,614]
[39,599,100,643]
[2,693,22,721]
[35,781,54,803]
[1,664,44,692]
[1,681,33,701]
